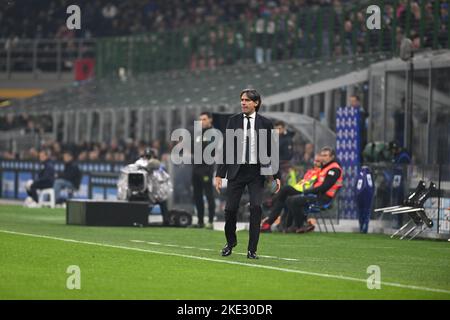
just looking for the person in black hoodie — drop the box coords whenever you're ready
[53,151,82,204]
[26,150,55,203]
[190,111,217,229]
[274,120,294,162]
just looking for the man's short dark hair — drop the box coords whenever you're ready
[200,111,212,119]
[321,146,336,158]
[240,88,262,112]
[274,120,285,128]
[350,95,360,102]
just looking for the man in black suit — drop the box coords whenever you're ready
[214,89,281,259]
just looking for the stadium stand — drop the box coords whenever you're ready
[1,51,390,115]
[1,1,448,75]
[1,0,356,39]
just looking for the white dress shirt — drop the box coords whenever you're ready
[242,112,257,164]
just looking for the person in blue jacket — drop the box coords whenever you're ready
[389,141,411,164]
[25,150,55,204]
[355,166,375,233]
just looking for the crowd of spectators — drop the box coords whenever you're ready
[0,137,172,164]
[0,113,173,163]
[1,132,315,170]
[0,114,315,174]
[1,1,448,71]
[1,0,354,39]
[186,0,449,68]
[0,113,52,135]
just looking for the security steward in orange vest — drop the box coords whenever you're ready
[260,154,322,232]
[285,146,343,233]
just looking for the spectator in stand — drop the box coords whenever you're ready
[0,114,16,130]
[24,150,55,206]
[53,151,82,204]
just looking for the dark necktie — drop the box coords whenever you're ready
[245,116,251,164]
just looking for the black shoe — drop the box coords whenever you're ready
[221,243,236,257]
[247,251,258,259]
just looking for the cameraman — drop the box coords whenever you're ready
[136,147,170,225]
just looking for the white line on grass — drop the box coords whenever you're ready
[129,240,388,263]
[130,239,302,261]
[1,229,450,296]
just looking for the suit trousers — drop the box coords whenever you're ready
[192,171,216,224]
[224,164,265,252]
[286,194,320,228]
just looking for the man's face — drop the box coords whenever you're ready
[274,125,285,135]
[63,153,72,163]
[349,97,359,107]
[199,114,212,129]
[313,155,322,168]
[321,150,333,164]
[305,143,313,154]
[241,93,257,115]
[39,152,48,162]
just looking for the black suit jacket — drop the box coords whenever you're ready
[216,112,281,181]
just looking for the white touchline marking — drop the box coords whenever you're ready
[278,258,298,261]
[132,240,312,262]
[1,229,450,295]
[130,241,406,264]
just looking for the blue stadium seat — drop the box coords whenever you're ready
[305,200,336,233]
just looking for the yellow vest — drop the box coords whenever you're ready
[292,167,320,192]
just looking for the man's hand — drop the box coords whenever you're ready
[214,177,222,194]
[274,178,281,194]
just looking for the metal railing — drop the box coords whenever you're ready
[0,38,96,79]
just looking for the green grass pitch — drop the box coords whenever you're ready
[0,204,449,300]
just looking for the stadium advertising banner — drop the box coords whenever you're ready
[17,172,33,199]
[0,160,122,200]
[440,198,450,234]
[75,175,90,199]
[336,106,361,219]
[1,171,15,198]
